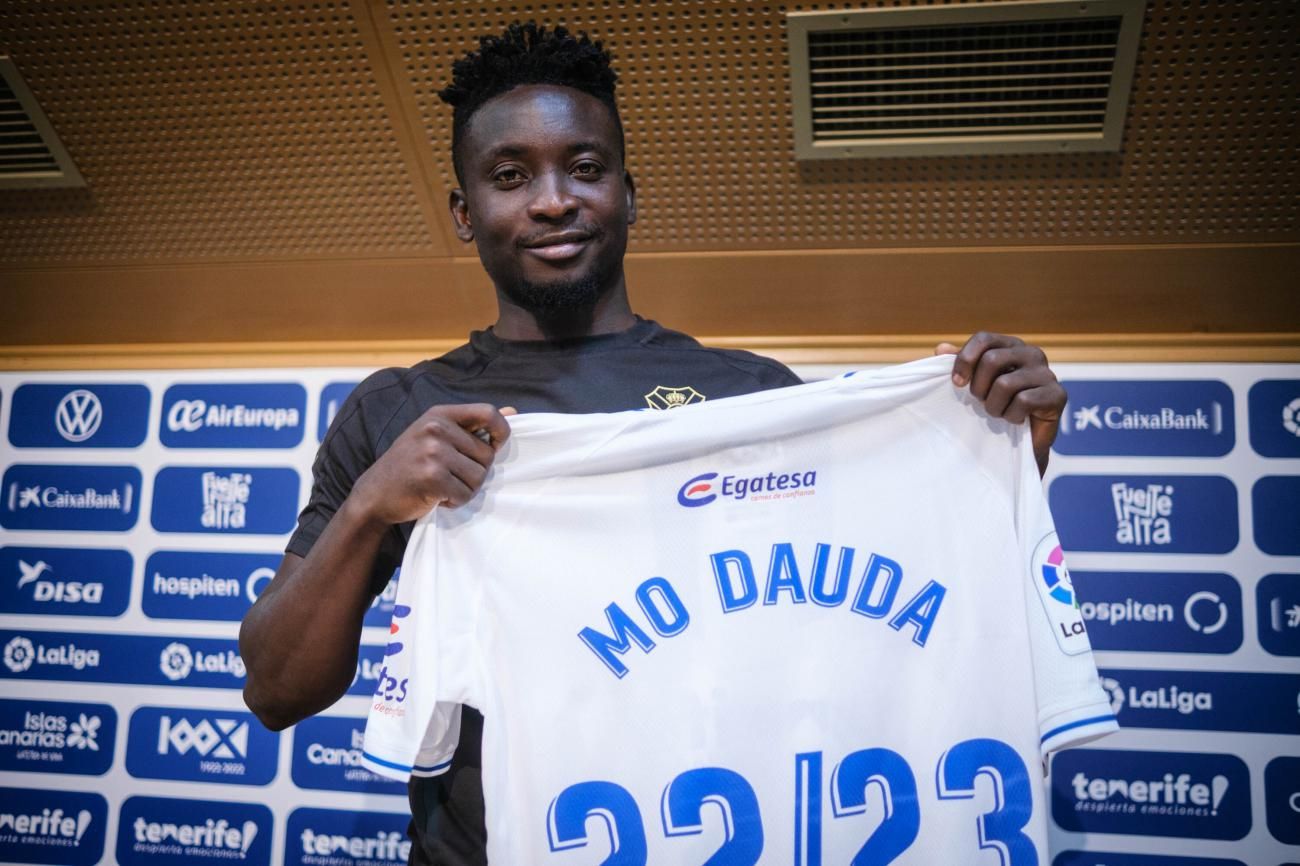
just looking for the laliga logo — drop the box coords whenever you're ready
[4,636,36,673]
[677,473,718,508]
[1040,544,1076,608]
[1102,676,1126,714]
[159,642,194,681]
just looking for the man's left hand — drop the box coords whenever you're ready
[936,332,1066,477]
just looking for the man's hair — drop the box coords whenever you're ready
[438,22,623,186]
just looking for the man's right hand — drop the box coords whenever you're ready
[351,403,515,525]
[239,402,513,730]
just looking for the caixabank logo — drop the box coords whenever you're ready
[1073,570,1243,654]
[285,808,411,866]
[0,464,141,532]
[161,382,306,449]
[0,629,245,689]
[1099,668,1300,735]
[117,795,272,866]
[151,466,299,535]
[8,383,151,448]
[1051,749,1250,840]
[1048,475,1239,554]
[0,545,132,617]
[676,467,817,507]
[142,551,280,621]
[290,716,406,794]
[126,706,278,786]
[1055,380,1234,457]
[0,698,115,776]
[0,786,106,866]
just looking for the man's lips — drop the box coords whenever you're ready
[521,231,595,262]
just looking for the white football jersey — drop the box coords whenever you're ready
[363,355,1117,864]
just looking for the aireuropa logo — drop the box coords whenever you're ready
[1248,379,1300,457]
[1031,533,1089,655]
[161,383,306,449]
[117,795,272,866]
[0,629,247,689]
[1051,749,1250,840]
[126,707,278,786]
[0,699,116,776]
[1056,380,1234,457]
[0,465,141,532]
[1074,571,1242,654]
[0,546,132,617]
[1257,572,1300,657]
[151,466,299,535]
[285,807,411,866]
[1252,476,1300,556]
[8,383,150,449]
[290,716,406,794]
[0,786,107,866]
[676,468,817,508]
[1048,475,1238,554]
[317,381,359,443]
[1098,668,1300,735]
[142,551,281,622]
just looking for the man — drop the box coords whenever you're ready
[240,22,1067,865]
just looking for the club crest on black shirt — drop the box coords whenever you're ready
[644,385,706,410]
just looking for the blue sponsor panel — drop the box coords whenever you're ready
[1073,571,1242,654]
[160,382,306,448]
[9,383,150,448]
[126,706,278,786]
[1051,749,1250,840]
[0,464,141,531]
[151,466,298,534]
[0,786,107,866]
[362,569,400,628]
[0,698,115,776]
[142,551,280,621]
[0,629,244,689]
[1252,476,1300,555]
[1054,853,1245,866]
[1264,756,1300,844]
[1257,573,1300,657]
[117,795,272,866]
[291,715,406,794]
[318,381,360,442]
[285,807,411,866]
[0,546,132,617]
[1049,475,1238,554]
[1248,379,1300,457]
[1055,380,1234,456]
[350,643,388,696]
[1098,668,1300,734]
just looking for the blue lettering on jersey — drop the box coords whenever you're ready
[0,546,132,617]
[0,464,141,531]
[151,466,299,534]
[0,698,116,776]
[160,383,306,448]
[9,383,150,448]
[0,786,107,866]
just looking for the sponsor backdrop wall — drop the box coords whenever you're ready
[0,363,1296,865]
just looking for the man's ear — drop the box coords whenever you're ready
[624,170,637,226]
[449,189,474,242]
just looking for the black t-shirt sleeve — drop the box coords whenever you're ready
[285,369,406,596]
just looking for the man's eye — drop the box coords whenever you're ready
[492,168,524,184]
[572,162,603,178]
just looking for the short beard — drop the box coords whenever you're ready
[502,272,607,317]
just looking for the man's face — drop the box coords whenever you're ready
[451,84,636,316]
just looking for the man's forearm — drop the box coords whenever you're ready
[239,497,389,730]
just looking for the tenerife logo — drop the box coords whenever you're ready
[126,707,278,786]
[1052,749,1250,840]
[291,716,405,794]
[117,796,272,866]
[0,787,107,866]
[1073,571,1242,654]
[645,385,706,410]
[3,634,99,674]
[0,700,116,775]
[55,391,102,442]
[0,465,141,532]
[8,383,149,449]
[1056,380,1233,457]
[161,383,306,449]
[676,468,817,508]
[1031,533,1088,655]
[286,808,411,866]
[151,466,299,535]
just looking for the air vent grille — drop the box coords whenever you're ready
[0,56,85,188]
[789,1,1145,159]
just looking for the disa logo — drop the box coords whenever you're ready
[676,469,818,508]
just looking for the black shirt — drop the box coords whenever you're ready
[286,318,799,865]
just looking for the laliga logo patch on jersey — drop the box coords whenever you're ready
[1032,533,1090,656]
[644,385,705,410]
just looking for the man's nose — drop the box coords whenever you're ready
[527,172,579,221]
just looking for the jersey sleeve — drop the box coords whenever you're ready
[1015,436,1119,759]
[361,511,462,781]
